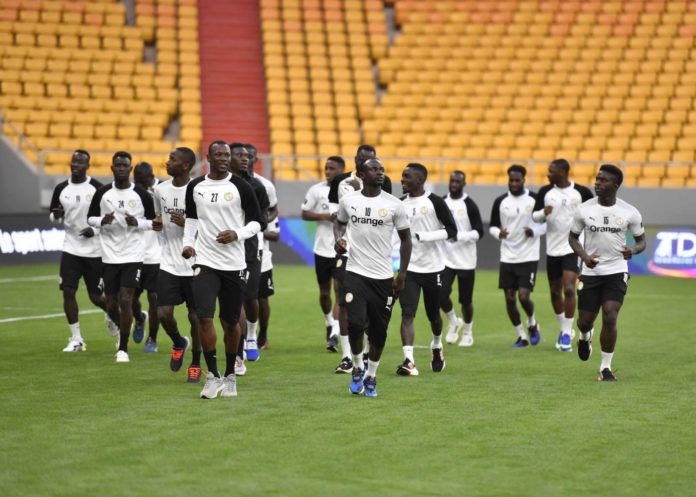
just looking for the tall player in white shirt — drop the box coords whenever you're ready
[440,171,484,347]
[49,150,116,352]
[335,158,411,397]
[153,147,202,383]
[258,218,280,349]
[490,165,546,348]
[302,157,345,352]
[182,141,262,399]
[569,165,645,381]
[398,163,457,376]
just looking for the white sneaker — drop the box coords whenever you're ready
[445,317,464,344]
[115,350,130,362]
[63,338,86,352]
[105,315,119,337]
[458,333,474,347]
[220,374,237,397]
[235,357,247,376]
[200,372,224,399]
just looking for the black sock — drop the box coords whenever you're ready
[223,352,237,376]
[167,330,186,348]
[191,349,201,366]
[203,349,219,377]
[237,336,245,356]
[148,328,158,340]
[259,325,268,344]
[119,334,128,352]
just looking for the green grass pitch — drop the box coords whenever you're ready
[1,263,694,497]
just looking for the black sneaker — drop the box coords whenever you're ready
[335,356,353,374]
[512,337,530,348]
[598,368,617,381]
[326,334,339,353]
[431,348,445,372]
[577,337,592,361]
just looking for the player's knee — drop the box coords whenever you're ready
[562,285,575,299]
[401,314,415,324]
[62,287,77,299]
[369,333,387,349]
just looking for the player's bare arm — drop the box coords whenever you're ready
[622,234,646,260]
[569,231,599,268]
[333,220,348,254]
[393,228,412,297]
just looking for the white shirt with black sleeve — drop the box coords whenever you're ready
[532,182,594,257]
[337,190,409,280]
[489,189,546,264]
[403,191,457,273]
[142,178,162,265]
[183,172,262,272]
[153,179,193,277]
[302,181,335,258]
[443,193,484,270]
[570,197,644,277]
[87,182,155,264]
[49,176,102,258]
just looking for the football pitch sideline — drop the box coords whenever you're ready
[0,263,694,497]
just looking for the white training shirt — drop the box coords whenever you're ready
[443,193,484,270]
[337,190,409,280]
[142,178,162,265]
[571,197,644,276]
[402,191,457,273]
[261,218,280,273]
[183,172,262,272]
[87,182,155,264]
[302,181,335,258]
[532,182,594,257]
[49,176,102,258]
[255,173,277,260]
[153,178,193,277]
[489,189,546,264]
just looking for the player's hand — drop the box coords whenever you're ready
[621,245,634,260]
[523,226,534,238]
[152,214,163,232]
[182,246,196,259]
[124,212,138,227]
[392,273,406,298]
[543,205,553,216]
[101,212,115,225]
[335,238,347,254]
[583,252,600,268]
[323,213,336,222]
[51,204,64,219]
[216,230,238,244]
[348,178,361,191]
[79,227,95,238]
[499,228,509,239]
[169,212,185,227]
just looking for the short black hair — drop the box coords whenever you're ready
[175,147,196,167]
[229,142,246,152]
[73,149,90,161]
[112,151,132,163]
[244,143,257,153]
[134,162,152,175]
[327,156,345,168]
[208,140,228,155]
[507,164,526,177]
[599,164,623,186]
[550,158,570,173]
[406,162,428,180]
[451,170,465,179]
[356,144,376,156]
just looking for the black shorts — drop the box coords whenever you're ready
[577,273,630,313]
[102,262,143,295]
[137,263,160,292]
[441,267,475,306]
[498,261,538,291]
[399,270,442,322]
[243,258,262,301]
[546,253,579,281]
[258,269,275,298]
[59,252,102,294]
[156,269,195,308]
[315,254,345,285]
[342,271,394,348]
[192,265,246,324]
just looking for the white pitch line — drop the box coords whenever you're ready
[0,309,101,324]
[0,275,56,284]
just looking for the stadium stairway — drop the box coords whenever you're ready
[198,0,270,156]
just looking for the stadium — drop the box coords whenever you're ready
[1,1,695,496]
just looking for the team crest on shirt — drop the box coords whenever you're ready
[224,192,234,201]
[615,217,623,225]
[420,206,428,214]
[571,198,579,206]
[86,194,93,201]
[526,205,533,212]
[457,208,465,216]
[345,292,354,303]
[378,208,388,217]
[128,199,137,208]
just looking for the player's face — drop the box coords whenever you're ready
[594,170,618,197]
[247,147,257,167]
[207,143,231,174]
[508,171,525,194]
[230,146,249,174]
[133,168,154,189]
[401,167,422,194]
[362,160,384,186]
[111,156,132,181]
[325,160,342,183]
[355,149,376,170]
[547,163,564,186]
[449,173,465,195]
[166,150,185,177]
[70,153,89,178]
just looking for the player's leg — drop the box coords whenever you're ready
[576,275,602,364]
[500,263,527,347]
[192,266,224,398]
[517,262,540,345]
[440,267,463,344]
[131,287,147,344]
[242,259,261,361]
[333,256,353,373]
[115,264,141,359]
[186,306,202,382]
[457,270,475,347]
[344,273,368,394]
[596,273,629,380]
[397,272,420,375]
[82,256,117,337]
[156,271,190,369]
[218,270,245,397]
[257,268,274,348]
[422,272,445,372]
[361,277,394,397]
[102,264,122,351]
[315,255,337,348]
[59,253,86,351]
